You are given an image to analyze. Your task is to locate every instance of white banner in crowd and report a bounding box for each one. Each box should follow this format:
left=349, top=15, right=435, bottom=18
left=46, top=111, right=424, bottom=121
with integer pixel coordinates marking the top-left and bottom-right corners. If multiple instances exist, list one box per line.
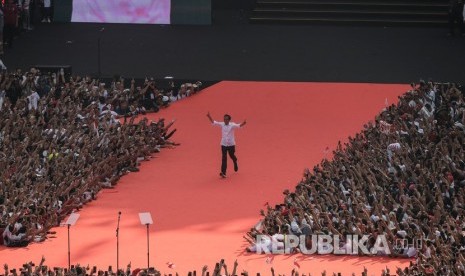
left=71, top=0, right=171, bottom=24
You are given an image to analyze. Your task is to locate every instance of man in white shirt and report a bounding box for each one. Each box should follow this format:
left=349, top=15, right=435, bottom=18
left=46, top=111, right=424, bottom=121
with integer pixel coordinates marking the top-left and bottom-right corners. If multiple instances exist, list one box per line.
left=207, top=112, right=246, bottom=178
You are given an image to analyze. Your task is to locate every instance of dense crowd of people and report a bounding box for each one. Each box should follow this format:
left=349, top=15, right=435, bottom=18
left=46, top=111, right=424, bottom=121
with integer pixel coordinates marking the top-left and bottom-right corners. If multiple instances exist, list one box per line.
left=1, top=257, right=397, bottom=276
left=0, top=67, right=208, bottom=247
left=246, top=80, right=465, bottom=275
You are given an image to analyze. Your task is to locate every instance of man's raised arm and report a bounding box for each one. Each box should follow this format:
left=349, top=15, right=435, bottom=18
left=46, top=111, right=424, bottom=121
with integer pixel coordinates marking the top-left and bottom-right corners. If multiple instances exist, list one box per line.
left=240, top=119, right=247, bottom=127
left=207, top=112, right=214, bottom=124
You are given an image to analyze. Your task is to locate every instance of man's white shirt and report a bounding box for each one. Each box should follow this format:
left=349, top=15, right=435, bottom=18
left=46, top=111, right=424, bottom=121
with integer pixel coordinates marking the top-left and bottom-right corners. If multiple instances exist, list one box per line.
left=213, top=121, right=240, bottom=146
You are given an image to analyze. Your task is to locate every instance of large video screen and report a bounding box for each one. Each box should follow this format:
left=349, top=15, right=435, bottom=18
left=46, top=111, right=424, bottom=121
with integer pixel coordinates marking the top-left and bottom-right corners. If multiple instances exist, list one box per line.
left=71, top=0, right=171, bottom=24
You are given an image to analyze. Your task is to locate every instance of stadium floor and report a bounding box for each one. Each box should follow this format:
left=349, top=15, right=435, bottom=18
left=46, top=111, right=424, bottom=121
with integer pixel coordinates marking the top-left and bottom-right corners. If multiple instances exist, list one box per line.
left=0, top=81, right=411, bottom=275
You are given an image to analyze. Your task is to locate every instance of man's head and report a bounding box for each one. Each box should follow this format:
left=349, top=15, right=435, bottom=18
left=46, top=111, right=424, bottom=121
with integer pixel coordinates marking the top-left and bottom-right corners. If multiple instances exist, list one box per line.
left=224, top=114, right=231, bottom=125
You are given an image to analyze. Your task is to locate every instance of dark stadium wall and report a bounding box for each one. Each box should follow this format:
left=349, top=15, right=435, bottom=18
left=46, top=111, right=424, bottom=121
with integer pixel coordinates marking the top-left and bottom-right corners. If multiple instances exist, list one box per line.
left=211, top=0, right=255, bottom=10
left=54, top=0, right=73, bottom=22
left=170, top=0, right=211, bottom=25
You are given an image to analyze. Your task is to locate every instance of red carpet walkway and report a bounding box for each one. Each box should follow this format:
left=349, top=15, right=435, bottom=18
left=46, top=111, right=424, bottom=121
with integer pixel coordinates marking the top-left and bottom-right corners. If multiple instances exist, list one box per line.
left=0, top=81, right=411, bottom=275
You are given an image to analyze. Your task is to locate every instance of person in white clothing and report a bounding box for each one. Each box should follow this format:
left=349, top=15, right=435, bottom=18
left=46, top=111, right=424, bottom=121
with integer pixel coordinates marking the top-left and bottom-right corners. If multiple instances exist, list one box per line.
left=387, top=142, right=401, bottom=163
left=27, top=90, right=40, bottom=110
left=0, top=89, right=5, bottom=111
left=207, top=112, right=246, bottom=178
left=42, top=0, right=52, bottom=23
left=22, top=0, right=32, bottom=30
left=2, top=224, right=28, bottom=247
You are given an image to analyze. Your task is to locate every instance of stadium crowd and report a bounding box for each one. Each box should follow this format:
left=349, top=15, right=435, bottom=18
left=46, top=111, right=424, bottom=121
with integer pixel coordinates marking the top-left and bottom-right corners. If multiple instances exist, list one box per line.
left=1, top=257, right=399, bottom=276
left=0, top=67, right=207, bottom=247
left=246, top=81, right=465, bottom=275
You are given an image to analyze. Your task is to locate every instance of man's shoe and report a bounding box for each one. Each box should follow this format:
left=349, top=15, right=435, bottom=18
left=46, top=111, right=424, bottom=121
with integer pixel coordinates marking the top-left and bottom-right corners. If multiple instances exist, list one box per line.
left=219, top=172, right=226, bottom=178
left=234, top=161, right=238, bottom=172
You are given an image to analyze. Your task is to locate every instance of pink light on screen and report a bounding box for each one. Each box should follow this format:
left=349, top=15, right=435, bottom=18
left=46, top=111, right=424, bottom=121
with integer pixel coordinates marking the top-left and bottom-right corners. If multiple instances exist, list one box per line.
left=71, top=0, right=171, bottom=24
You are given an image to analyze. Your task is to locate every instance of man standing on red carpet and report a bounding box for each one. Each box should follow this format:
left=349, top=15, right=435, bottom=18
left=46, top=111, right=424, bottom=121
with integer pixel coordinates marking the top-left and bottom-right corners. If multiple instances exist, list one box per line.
left=207, top=112, right=246, bottom=178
